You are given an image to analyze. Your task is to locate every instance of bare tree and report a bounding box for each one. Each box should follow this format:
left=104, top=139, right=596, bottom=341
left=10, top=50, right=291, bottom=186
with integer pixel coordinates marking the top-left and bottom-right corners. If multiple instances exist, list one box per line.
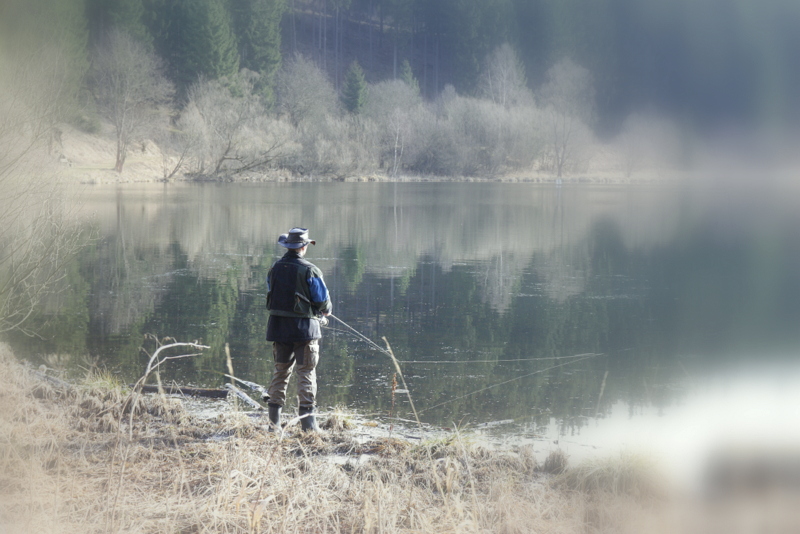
left=180, top=70, right=288, bottom=177
left=364, top=79, right=423, bottom=177
left=284, top=113, right=377, bottom=177
left=153, top=125, right=198, bottom=181
left=417, top=90, right=542, bottom=177
left=479, top=43, right=533, bottom=109
left=539, top=58, right=595, bottom=177
left=277, top=54, right=339, bottom=127
left=91, top=29, right=173, bottom=173
left=0, top=42, right=87, bottom=334
left=275, top=54, right=381, bottom=177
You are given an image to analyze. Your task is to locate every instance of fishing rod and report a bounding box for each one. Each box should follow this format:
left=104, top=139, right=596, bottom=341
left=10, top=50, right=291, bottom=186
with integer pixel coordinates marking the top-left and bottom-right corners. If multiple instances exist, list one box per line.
left=327, top=313, right=394, bottom=358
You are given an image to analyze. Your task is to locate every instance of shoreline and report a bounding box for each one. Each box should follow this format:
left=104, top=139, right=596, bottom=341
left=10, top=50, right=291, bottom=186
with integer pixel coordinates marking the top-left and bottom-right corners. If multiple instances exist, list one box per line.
left=61, top=170, right=687, bottom=186
left=0, top=344, right=673, bottom=533
left=52, top=121, right=687, bottom=186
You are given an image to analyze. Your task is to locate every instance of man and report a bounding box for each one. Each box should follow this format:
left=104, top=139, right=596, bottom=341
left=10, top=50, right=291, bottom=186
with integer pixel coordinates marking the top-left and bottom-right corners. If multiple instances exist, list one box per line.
left=265, top=227, right=332, bottom=432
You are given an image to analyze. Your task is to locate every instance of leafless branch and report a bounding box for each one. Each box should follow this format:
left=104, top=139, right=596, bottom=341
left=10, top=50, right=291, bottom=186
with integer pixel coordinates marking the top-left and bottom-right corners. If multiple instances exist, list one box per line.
left=124, top=335, right=210, bottom=439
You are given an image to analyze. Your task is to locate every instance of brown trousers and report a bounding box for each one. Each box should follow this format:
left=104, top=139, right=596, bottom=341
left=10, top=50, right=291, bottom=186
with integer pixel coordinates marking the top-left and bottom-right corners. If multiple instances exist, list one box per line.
left=267, top=340, right=319, bottom=408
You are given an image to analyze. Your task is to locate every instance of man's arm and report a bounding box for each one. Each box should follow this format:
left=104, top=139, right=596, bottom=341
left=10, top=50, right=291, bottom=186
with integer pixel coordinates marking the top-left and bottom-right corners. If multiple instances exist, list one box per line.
left=307, top=272, right=332, bottom=315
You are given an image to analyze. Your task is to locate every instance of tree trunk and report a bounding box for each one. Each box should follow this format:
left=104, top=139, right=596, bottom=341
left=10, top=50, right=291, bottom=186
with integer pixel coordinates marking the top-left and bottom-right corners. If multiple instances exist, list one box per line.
left=379, top=1, right=383, bottom=48
left=323, top=0, right=327, bottom=71
left=368, top=1, right=373, bottom=71
left=292, top=0, right=297, bottom=52
left=115, top=135, right=126, bottom=173
left=318, top=1, right=323, bottom=62
left=393, top=17, right=398, bottom=79
left=423, top=30, right=427, bottom=98
left=335, top=8, right=340, bottom=89
left=435, top=38, right=439, bottom=94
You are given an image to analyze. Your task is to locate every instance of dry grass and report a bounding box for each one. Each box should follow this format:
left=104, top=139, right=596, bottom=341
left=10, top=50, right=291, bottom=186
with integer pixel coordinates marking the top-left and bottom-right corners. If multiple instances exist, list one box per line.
left=556, top=452, right=668, bottom=499
left=0, top=345, right=674, bottom=533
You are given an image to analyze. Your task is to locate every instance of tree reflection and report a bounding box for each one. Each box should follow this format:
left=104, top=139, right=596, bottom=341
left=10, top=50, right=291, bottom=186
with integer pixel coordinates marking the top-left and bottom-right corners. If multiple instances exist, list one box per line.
left=9, top=184, right=800, bottom=433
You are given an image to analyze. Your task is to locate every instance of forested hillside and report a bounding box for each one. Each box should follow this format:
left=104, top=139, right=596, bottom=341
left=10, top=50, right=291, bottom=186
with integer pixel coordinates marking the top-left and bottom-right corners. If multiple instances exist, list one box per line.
left=2, top=0, right=799, bottom=181
left=286, top=0, right=800, bottom=133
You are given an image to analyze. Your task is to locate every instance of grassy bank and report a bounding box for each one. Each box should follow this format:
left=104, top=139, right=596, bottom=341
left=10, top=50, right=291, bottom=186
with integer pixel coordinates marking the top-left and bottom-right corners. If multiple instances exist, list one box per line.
left=0, top=344, right=672, bottom=533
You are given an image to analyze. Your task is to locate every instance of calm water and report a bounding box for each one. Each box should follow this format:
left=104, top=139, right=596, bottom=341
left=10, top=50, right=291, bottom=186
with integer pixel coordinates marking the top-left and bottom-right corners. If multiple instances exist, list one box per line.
left=12, top=181, right=800, bottom=481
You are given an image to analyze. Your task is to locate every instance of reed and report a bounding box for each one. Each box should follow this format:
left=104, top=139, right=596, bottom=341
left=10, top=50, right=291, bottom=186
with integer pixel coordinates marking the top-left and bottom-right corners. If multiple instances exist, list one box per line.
left=0, top=344, right=673, bottom=533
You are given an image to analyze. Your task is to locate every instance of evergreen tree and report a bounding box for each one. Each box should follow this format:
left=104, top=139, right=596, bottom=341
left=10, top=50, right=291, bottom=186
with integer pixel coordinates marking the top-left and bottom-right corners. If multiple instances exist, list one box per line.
left=170, top=0, right=240, bottom=92
left=142, top=0, right=184, bottom=77
left=455, top=0, right=513, bottom=93
left=412, top=0, right=512, bottom=95
left=400, top=59, right=419, bottom=95
left=88, top=0, right=152, bottom=48
left=385, top=0, right=412, bottom=79
left=230, top=0, right=286, bottom=104
left=342, top=61, right=367, bottom=114
left=330, top=0, right=352, bottom=88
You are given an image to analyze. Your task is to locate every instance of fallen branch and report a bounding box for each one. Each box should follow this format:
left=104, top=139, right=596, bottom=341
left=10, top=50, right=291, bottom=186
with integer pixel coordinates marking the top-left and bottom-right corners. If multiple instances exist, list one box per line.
left=124, top=336, right=210, bottom=439
left=224, top=383, right=264, bottom=411
left=32, top=369, right=73, bottom=390
left=224, top=373, right=268, bottom=398
left=135, top=384, right=228, bottom=398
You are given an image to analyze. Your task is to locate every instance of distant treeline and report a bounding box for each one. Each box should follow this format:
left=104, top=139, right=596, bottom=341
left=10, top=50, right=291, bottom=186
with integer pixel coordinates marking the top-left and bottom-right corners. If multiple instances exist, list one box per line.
left=1, top=0, right=798, bottom=179
left=8, top=0, right=798, bottom=129
left=283, top=0, right=800, bottom=133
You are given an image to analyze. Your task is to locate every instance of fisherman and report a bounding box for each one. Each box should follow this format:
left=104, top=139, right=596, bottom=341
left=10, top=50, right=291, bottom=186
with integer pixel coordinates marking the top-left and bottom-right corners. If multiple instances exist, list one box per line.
left=265, top=227, right=332, bottom=432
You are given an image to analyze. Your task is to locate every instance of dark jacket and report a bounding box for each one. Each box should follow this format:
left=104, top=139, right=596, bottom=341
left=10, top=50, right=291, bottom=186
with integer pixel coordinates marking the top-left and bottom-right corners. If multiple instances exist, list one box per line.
left=266, top=250, right=331, bottom=342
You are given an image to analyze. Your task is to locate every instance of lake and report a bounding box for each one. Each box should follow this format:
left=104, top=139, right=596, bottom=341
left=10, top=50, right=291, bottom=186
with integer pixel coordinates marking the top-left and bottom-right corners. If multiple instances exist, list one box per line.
left=12, top=180, right=800, bottom=488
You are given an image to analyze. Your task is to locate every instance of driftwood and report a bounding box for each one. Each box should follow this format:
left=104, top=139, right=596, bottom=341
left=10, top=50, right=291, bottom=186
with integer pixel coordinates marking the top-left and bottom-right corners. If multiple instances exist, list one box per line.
left=224, top=373, right=268, bottom=398
left=224, top=383, right=264, bottom=411
left=135, top=384, right=229, bottom=398
left=134, top=383, right=265, bottom=411
left=32, top=370, right=73, bottom=390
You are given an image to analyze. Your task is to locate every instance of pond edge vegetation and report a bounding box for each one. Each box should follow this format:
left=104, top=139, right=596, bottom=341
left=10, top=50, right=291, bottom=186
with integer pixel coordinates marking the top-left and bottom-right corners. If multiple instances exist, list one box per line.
left=0, top=342, right=673, bottom=533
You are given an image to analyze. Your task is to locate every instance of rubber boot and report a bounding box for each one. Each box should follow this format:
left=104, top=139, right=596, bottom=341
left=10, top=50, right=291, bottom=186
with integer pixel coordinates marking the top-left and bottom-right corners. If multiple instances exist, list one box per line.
left=268, top=403, right=282, bottom=432
left=298, top=406, right=319, bottom=432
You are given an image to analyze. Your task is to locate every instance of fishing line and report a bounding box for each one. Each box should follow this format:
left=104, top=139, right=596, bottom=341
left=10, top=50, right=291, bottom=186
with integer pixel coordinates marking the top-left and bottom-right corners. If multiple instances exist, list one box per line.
left=396, top=354, right=597, bottom=364
left=327, top=314, right=603, bottom=412
left=417, top=353, right=602, bottom=414
left=327, top=315, right=595, bottom=365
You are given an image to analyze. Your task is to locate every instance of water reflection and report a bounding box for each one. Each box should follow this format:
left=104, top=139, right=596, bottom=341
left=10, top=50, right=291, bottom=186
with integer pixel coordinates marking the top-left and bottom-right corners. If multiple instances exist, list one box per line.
left=9, top=183, right=800, bottom=448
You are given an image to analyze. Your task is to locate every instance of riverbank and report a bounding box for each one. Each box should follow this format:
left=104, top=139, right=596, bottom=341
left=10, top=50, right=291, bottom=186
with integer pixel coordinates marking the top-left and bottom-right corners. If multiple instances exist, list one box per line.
left=51, top=122, right=678, bottom=186
left=0, top=344, right=674, bottom=533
